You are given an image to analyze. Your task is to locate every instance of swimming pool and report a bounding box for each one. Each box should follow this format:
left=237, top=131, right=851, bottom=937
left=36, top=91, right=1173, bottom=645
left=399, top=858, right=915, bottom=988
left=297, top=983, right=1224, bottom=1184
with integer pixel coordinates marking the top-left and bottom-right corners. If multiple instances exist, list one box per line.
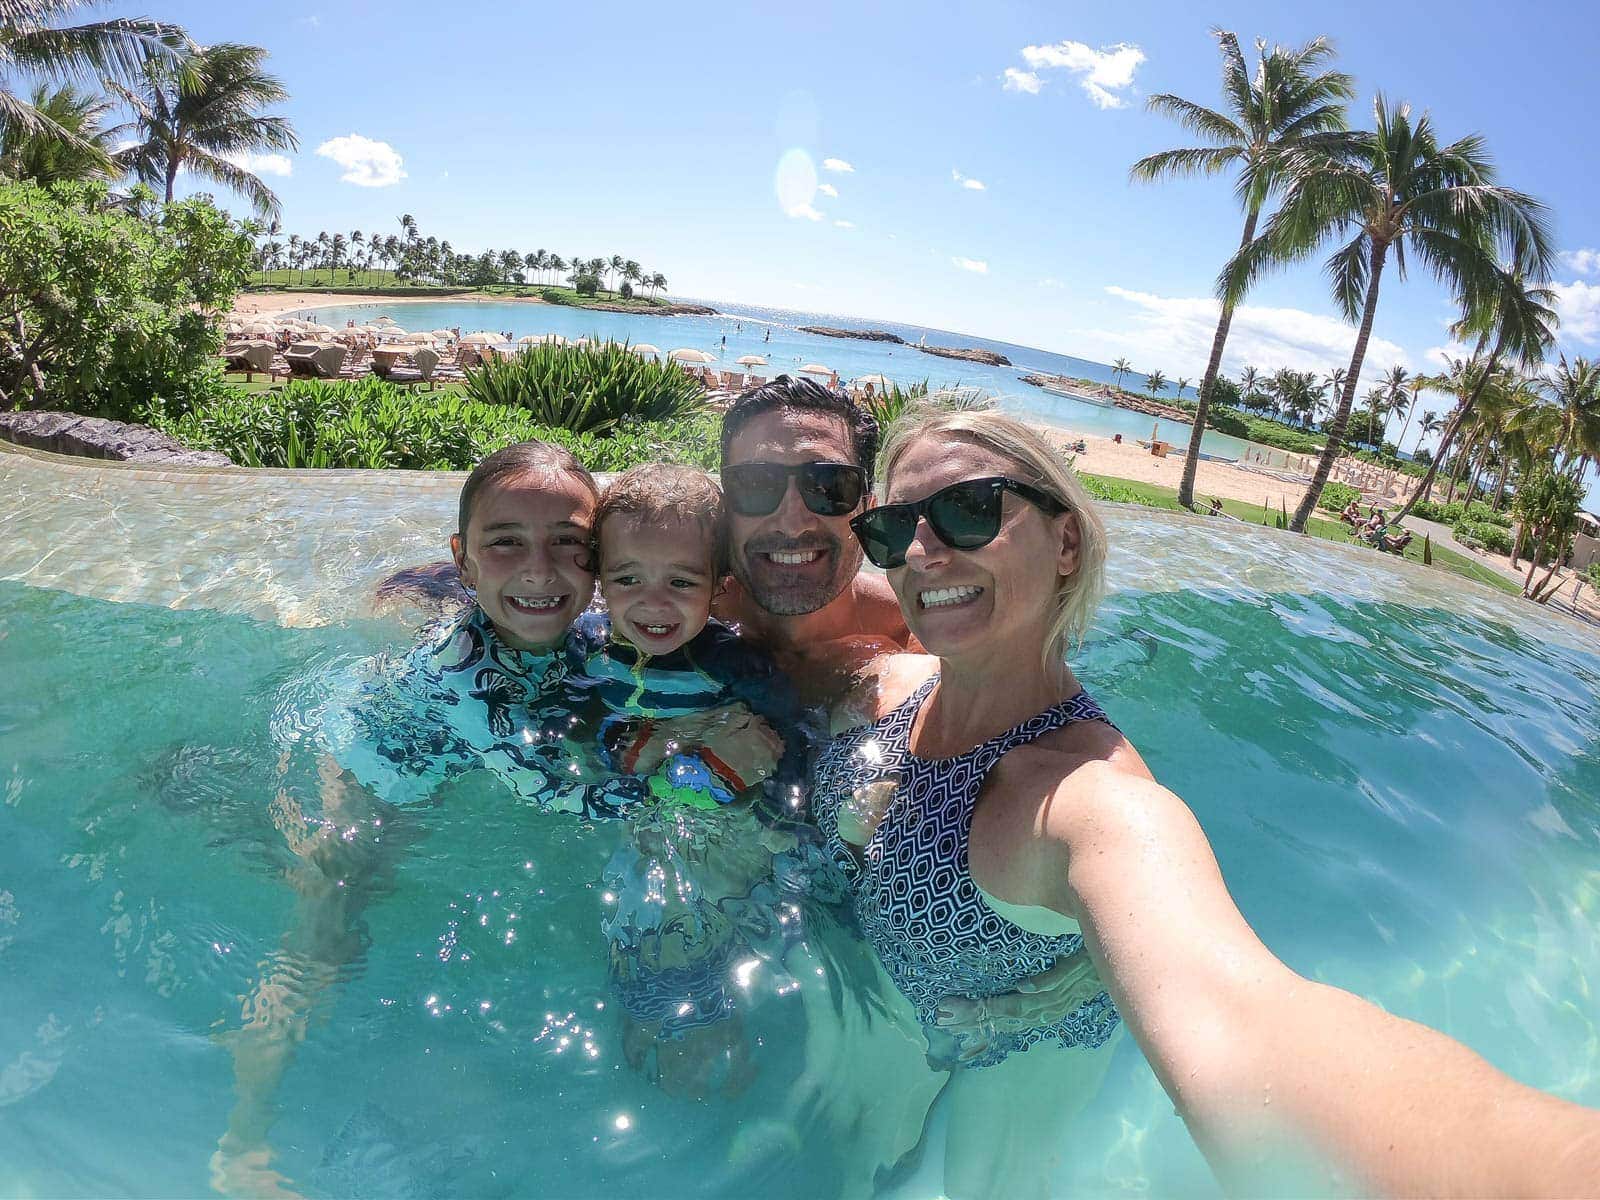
left=3, top=441, right=1597, bottom=1196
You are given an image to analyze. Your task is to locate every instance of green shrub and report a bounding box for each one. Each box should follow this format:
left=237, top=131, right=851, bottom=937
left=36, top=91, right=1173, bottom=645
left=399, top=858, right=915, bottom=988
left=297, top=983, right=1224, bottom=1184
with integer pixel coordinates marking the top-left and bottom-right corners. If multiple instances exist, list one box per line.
left=573, top=273, right=600, bottom=296
left=1079, top=476, right=1159, bottom=505
left=148, top=377, right=723, bottom=472
left=461, top=341, right=705, bottom=435
left=1452, top=519, right=1514, bottom=556
left=1409, top=498, right=1512, bottom=528
left=1317, top=481, right=1361, bottom=513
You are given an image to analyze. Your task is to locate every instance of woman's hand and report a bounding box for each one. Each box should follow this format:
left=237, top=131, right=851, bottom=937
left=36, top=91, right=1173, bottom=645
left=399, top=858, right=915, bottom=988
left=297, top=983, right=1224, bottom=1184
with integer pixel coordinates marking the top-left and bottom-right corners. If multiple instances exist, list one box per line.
left=628, top=704, right=783, bottom=791
left=933, top=945, right=1105, bottom=1061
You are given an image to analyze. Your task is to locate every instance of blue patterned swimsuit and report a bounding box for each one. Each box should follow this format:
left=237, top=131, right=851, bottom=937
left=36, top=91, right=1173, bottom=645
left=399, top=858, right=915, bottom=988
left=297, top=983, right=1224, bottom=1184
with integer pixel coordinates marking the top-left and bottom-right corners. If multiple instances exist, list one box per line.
left=812, top=675, right=1122, bottom=1069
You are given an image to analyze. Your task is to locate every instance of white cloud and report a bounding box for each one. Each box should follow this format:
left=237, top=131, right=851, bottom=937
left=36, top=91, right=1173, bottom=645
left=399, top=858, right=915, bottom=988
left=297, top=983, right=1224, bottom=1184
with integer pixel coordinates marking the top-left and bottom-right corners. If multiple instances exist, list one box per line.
left=294, top=14, right=320, bottom=27
left=1038, top=277, right=1063, bottom=288
left=834, top=219, right=856, bottom=229
left=787, top=202, right=824, bottom=221
left=1002, top=67, right=1042, bottom=94
left=1423, top=342, right=1476, bottom=370
left=1015, top=40, right=1145, bottom=109
left=817, top=182, right=838, bottom=197
left=952, top=256, right=989, bottom=274
left=1559, top=248, right=1600, bottom=276
left=1070, top=286, right=1411, bottom=380
left=952, top=169, right=986, bottom=191
left=223, top=150, right=292, bottom=177
left=1553, top=279, right=1600, bottom=344
left=822, top=157, right=854, bottom=173
left=315, top=133, right=406, bottom=187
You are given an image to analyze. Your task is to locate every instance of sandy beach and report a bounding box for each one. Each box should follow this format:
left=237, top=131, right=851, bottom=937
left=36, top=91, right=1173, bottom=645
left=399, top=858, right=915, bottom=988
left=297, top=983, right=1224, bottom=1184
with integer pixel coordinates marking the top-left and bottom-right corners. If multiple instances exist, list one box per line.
left=229, top=290, right=554, bottom=318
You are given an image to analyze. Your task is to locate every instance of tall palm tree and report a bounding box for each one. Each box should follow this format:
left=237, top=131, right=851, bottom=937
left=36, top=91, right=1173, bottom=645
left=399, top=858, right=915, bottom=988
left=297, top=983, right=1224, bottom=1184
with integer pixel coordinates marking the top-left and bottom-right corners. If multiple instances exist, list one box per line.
left=1375, top=364, right=1410, bottom=449
left=1145, top=368, right=1168, bottom=397
left=1394, top=270, right=1558, bottom=520
left=0, top=0, right=187, bottom=158
left=1414, top=409, right=1444, bottom=458
left=1225, top=95, right=1555, bottom=532
left=1132, top=30, right=1354, bottom=509
left=1238, top=365, right=1260, bottom=407
left=1392, top=375, right=1426, bottom=459
left=650, top=270, right=667, bottom=298
left=1110, top=357, right=1132, bottom=391
left=0, top=81, right=118, bottom=183
left=1540, top=356, right=1600, bottom=476
left=109, top=41, right=296, bottom=216
left=1359, top=384, right=1388, bottom=449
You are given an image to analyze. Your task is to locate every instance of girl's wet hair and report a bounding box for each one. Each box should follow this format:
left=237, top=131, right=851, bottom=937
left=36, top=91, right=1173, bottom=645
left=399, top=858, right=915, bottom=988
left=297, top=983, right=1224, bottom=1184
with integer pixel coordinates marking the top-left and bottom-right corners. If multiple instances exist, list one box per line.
left=594, top=464, right=728, bottom=576
left=457, top=440, right=597, bottom=535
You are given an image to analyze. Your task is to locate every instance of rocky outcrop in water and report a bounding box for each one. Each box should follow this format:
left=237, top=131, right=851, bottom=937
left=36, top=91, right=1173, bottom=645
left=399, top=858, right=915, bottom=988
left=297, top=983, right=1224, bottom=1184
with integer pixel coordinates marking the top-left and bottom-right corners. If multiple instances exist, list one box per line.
left=916, top=344, right=1010, bottom=367
left=0, top=410, right=233, bottom=466
left=797, top=326, right=906, bottom=343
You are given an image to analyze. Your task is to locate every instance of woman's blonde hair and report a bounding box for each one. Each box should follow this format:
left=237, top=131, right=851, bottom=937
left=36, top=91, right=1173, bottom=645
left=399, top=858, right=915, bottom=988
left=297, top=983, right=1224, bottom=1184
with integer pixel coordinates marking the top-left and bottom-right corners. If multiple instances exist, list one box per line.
left=878, top=407, right=1107, bottom=662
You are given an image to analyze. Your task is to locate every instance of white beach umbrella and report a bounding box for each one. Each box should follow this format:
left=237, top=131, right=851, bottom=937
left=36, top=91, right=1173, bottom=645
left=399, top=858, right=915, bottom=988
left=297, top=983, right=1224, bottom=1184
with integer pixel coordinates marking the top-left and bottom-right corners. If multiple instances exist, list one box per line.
left=855, top=373, right=892, bottom=391
left=521, top=333, right=567, bottom=346
left=736, top=354, right=768, bottom=367
left=669, top=348, right=716, bottom=364
left=629, top=343, right=661, bottom=356
left=799, top=363, right=834, bottom=376
left=402, top=331, right=435, bottom=343
left=373, top=316, right=398, bottom=326
left=243, top=322, right=275, bottom=336
left=460, top=331, right=501, bottom=344
left=431, top=329, right=456, bottom=340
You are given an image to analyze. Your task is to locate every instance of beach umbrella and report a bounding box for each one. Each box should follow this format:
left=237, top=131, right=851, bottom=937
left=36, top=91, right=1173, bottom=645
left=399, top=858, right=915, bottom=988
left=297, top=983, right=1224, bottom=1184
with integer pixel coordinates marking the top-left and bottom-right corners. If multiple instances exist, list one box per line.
left=431, top=329, right=456, bottom=340
left=373, top=316, right=398, bottom=326
left=303, top=323, right=337, bottom=334
left=669, top=348, right=716, bottom=364
left=521, top=333, right=567, bottom=346
left=402, top=331, right=434, bottom=343
left=799, top=363, right=834, bottom=376
left=461, top=331, right=501, bottom=344
left=243, top=322, right=275, bottom=336
left=736, top=354, right=768, bottom=367
left=630, top=343, right=661, bottom=356
left=855, top=373, right=892, bottom=391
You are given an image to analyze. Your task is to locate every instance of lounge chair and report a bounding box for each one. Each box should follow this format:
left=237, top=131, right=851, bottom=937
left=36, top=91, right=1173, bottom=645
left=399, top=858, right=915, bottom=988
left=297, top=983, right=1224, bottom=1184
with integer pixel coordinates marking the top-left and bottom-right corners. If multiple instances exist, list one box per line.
left=746, top=375, right=767, bottom=388
left=222, top=340, right=275, bottom=379
left=721, top=370, right=743, bottom=390
left=455, top=344, right=482, bottom=370
left=285, top=341, right=348, bottom=379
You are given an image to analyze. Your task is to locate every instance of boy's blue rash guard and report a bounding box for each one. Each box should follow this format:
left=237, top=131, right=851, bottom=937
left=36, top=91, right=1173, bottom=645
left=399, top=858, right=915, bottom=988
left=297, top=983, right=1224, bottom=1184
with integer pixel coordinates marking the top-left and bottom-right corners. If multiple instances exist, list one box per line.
left=320, top=606, right=646, bottom=817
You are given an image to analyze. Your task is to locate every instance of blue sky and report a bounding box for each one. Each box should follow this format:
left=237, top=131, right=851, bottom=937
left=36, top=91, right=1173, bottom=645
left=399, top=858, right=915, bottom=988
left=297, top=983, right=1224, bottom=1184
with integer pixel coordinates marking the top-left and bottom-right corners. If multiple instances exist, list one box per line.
left=121, top=0, right=1600, bottom=497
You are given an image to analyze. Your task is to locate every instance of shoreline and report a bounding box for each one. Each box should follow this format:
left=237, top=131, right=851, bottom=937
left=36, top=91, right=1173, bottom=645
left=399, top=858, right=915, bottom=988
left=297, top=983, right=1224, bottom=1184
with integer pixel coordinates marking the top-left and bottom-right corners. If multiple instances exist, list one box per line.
left=230, top=290, right=714, bottom=319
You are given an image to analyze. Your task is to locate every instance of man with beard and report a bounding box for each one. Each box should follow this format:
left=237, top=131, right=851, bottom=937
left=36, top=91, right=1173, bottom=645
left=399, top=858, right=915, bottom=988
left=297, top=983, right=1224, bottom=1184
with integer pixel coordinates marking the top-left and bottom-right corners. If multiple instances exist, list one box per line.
left=713, top=374, right=914, bottom=704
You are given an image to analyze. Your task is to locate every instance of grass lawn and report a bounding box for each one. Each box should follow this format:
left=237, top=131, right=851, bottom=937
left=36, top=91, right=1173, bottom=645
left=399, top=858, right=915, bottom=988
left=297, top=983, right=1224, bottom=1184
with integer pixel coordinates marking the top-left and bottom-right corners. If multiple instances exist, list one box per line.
left=1078, top=471, right=1521, bottom=596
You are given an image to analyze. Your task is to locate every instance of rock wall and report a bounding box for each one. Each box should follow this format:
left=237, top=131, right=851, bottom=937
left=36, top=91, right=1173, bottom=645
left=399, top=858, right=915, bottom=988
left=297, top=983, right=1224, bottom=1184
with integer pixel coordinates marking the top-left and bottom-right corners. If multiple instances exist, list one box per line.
left=914, top=344, right=1011, bottom=367
left=797, top=326, right=906, bottom=343
left=0, top=410, right=233, bottom=467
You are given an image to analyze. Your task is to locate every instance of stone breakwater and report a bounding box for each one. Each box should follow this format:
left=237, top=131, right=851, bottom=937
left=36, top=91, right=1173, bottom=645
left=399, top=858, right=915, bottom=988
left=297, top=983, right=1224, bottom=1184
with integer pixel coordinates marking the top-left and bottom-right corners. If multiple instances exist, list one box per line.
left=916, top=344, right=1010, bottom=367
left=1019, top=373, right=1191, bottom=421
left=797, top=326, right=906, bottom=343
left=0, top=411, right=232, bottom=467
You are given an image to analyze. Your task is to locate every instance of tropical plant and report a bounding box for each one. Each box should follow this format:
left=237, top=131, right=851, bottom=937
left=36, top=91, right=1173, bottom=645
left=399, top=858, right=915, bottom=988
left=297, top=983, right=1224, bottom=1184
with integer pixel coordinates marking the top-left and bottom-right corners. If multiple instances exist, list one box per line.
left=0, top=81, right=117, bottom=183
left=1395, top=271, right=1558, bottom=520
left=1225, top=95, right=1556, bottom=532
left=150, top=376, right=724, bottom=472
left=0, top=178, right=251, bottom=415
left=1132, top=29, right=1354, bottom=509
left=1110, top=357, right=1132, bottom=390
left=1514, top=465, right=1584, bottom=601
left=1145, top=369, right=1168, bottom=397
left=460, top=340, right=707, bottom=434
left=109, top=41, right=297, bottom=216
left=1316, top=481, right=1361, bottom=512
left=0, top=0, right=186, bottom=158
left=1374, top=364, right=1409, bottom=447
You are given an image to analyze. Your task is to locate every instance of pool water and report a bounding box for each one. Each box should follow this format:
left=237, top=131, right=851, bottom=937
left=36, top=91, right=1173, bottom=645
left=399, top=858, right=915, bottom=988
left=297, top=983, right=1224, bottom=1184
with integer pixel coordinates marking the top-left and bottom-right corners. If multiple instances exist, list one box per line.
left=3, top=445, right=1598, bottom=1197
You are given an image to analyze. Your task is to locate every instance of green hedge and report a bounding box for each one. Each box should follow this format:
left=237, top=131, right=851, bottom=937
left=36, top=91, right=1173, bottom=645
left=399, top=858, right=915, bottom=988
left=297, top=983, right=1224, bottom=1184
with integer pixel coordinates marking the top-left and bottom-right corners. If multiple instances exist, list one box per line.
left=1316, top=481, right=1362, bottom=513
left=148, top=377, right=722, bottom=471
left=461, top=341, right=705, bottom=434
left=1409, top=498, right=1512, bottom=528
left=1452, top=518, right=1513, bottom=556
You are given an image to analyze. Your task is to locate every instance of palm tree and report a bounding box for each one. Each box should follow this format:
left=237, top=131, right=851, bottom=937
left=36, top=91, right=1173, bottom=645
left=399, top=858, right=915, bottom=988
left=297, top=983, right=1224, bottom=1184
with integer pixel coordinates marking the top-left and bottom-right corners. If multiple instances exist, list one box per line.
left=608, top=253, right=625, bottom=293
left=650, top=270, right=667, bottom=299
left=0, top=1, right=187, bottom=160
left=1375, top=364, right=1410, bottom=449
left=1176, top=376, right=1191, bottom=397
left=1132, top=30, right=1354, bottom=509
left=1394, top=270, right=1558, bottom=520
left=0, top=82, right=118, bottom=183
left=1145, top=369, right=1168, bottom=397
left=623, top=259, right=642, bottom=295
left=1225, top=95, right=1555, bottom=532
left=1392, top=375, right=1426, bottom=459
left=1110, top=357, right=1132, bottom=391
left=1540, top=356, right=1600, bottom=477
left=1238, top=365, right=1260, bottom=407
left=1414, top=409, right=1445, bottom=458
left=109, top=42, right=296, bottom=216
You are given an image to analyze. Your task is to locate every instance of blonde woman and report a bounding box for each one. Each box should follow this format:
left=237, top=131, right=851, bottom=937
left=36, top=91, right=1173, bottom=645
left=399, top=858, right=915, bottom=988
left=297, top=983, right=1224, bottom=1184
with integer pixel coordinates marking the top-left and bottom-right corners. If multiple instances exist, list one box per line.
left=812, top=408, right=1599, bottom=1197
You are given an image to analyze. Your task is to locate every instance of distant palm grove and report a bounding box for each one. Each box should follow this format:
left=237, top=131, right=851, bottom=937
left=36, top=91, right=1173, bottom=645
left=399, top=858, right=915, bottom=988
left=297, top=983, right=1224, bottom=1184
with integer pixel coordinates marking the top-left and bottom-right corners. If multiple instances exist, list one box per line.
left=251, top=214, right=670, bottom=300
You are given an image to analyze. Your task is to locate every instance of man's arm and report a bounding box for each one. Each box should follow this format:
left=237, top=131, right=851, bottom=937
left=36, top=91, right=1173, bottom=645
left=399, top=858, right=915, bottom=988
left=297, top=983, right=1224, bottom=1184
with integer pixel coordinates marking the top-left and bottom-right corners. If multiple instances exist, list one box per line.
left=1049, top=765, right=1600, bottom=1197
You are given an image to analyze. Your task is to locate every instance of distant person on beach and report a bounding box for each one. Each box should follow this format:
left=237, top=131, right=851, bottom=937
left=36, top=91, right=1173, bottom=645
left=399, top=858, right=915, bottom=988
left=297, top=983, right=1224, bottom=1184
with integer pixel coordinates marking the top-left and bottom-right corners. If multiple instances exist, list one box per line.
left=764, top=329, right=770, bottom=342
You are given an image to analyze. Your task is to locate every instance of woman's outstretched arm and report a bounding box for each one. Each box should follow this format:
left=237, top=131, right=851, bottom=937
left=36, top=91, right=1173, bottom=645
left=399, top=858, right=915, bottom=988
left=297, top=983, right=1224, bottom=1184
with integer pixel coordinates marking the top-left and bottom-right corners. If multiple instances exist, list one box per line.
left=1047, top=762, right=1600, bottom=1197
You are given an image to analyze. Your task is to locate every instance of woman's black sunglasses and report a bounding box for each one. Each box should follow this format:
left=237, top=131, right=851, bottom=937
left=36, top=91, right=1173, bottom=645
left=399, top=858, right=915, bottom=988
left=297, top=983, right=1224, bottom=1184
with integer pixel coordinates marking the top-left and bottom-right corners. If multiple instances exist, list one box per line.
left=720, top=461, right=867, bottom=518
left=849, top=476, right=1068, bottom=569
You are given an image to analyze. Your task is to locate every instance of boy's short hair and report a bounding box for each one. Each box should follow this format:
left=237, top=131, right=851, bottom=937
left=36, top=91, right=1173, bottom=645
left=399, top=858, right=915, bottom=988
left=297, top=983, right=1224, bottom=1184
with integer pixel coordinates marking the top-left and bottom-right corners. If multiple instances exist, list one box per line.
left=457, top=440, right=596, bottom=535
left=719, top=374, right=880, bottom=483
left=594, top=464, right=727, bottom=576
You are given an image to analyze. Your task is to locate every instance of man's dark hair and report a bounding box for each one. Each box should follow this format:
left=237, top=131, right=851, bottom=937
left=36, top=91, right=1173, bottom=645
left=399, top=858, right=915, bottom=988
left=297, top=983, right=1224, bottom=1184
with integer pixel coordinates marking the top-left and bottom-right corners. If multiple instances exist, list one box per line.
left=719, top=374, right=880, bottom=482
left=457, top=439, right=597, bottom=535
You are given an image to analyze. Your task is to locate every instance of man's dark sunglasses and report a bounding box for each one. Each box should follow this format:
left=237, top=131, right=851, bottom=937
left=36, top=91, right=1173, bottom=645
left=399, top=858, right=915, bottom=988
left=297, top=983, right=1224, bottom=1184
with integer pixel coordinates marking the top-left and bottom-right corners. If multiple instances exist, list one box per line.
left=721, top=462, right=867, bottom=518
left=849, top=476, right=1068, bottom=569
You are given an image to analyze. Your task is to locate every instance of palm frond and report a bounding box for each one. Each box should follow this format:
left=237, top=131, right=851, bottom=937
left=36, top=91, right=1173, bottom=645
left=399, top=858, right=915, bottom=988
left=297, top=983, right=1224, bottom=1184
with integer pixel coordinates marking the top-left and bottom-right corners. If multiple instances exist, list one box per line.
left=1129, top=144, right=1241, bottom=182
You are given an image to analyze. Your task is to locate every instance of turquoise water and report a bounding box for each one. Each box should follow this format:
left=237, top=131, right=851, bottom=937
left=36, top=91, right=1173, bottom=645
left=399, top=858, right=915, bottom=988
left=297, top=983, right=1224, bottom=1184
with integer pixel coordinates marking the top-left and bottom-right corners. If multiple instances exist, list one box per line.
left=303, top=298, right=1251, bottom=459
left=3, top=448, right=1599, bottom=1196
